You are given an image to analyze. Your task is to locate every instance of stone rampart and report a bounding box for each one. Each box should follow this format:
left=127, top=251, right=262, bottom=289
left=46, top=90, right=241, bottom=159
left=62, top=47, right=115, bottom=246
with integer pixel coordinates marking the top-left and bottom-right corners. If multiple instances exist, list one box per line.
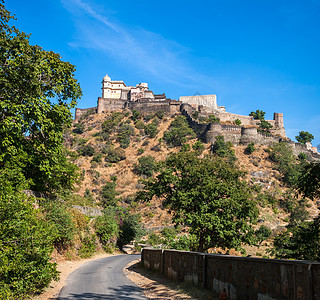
left=288, top=141, right=320, bottom=161
left=75, top=107, right=97, bottom=121
left=142, top=248, right=320, bottom=300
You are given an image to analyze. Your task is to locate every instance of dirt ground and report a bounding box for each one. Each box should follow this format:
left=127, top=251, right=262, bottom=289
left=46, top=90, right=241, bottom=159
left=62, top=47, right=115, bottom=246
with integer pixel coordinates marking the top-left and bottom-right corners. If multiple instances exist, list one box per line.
left=125, top=260, right=214, bottom=300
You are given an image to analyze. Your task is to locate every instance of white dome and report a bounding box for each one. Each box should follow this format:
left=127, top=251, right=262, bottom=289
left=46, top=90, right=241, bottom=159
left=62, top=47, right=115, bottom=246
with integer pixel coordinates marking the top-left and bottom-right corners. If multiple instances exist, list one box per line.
left=103, top=74, right=111, bottom=81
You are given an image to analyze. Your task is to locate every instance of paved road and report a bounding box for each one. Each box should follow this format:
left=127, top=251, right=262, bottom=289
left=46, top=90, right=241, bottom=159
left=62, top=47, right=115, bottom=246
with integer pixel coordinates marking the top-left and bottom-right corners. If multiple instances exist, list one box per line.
left=58, top=254, right=147, bottom=299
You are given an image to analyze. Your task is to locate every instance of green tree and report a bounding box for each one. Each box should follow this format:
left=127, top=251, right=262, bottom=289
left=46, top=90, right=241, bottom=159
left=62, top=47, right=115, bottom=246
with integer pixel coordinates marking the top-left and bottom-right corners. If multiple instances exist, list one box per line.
left=134, top=155, right=157, bottom=177
left=249, top=110, right=265, bottom=120
left=101, top=181, right=117, bottom=207
left=137, top=152, right=258, bottom=252
left=297, top=162, right=320, bottom=200
left=0, top=188, right=59, bottom=298
left=258, top=120, right=273, bottom=133
left=211, top=136, right=236, bottom=162
left=295, top=131, right=314, bottom=144
left=0, top=2, right=81, bottom=194
left=163, top=115, right=196, bottom=147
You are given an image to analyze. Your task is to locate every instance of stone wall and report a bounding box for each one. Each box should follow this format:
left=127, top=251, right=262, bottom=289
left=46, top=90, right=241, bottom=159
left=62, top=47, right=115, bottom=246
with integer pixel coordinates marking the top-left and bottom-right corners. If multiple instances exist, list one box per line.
left=75, top=107, right=97, bottom=121
left=142, top=248, right=320, bottom=300
left=181, top=103, right=282, bottom=146
left=179, top=95, right=219, bottom=110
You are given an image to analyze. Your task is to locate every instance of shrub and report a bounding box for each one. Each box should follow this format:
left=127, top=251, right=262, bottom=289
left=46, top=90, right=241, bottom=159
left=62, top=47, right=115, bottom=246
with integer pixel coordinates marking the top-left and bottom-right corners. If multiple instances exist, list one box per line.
left=117, top=213, right=145, bottom=249
left=145, top=119, right=159, bottom=138
left=255, top=225, right=272, bottom=245
left=298, top=152, right=307, bottom=160
left=234, top=119, right=242, bottom=126
left=78, top=235, right=96, bottom=258
left=105, top=147, right=126, bottom=163
left=91, top=153, right=103, bottom=164
left=78, top=144, right=95, bottom=156
left=134, top=155, right=157, bottom=177
left=73, top=123, right=85, bottom=134
left=211, top=136, right=236, bottom=162
left=100, top=181, right=117, bottom=207
left=137, top=148, right=145, bottom=155
left=0, top=190, right=58, bottom=298
left=144, top=114, right=154, bottom=122
left=94, top=211, right=119, bottom=252
left=131, top=110, right=141, bottom=121
left=116, top=124, right=134, bottom=148
left=41, top=201, right=75, bottom=252
left=207, top=114, right=220, bottom=123
left=181, top=143, right=191, bottom=152
left=155, top=110, right=165, bottom=119
left=192, top=140, right=204, bottom=154
left=245, top=142, right=256, bottom=154
left=192, top=111, right=199, bottom=119
left=163, top=115, right=196, bottom=147
left=135, top=120, right=145, bottom=130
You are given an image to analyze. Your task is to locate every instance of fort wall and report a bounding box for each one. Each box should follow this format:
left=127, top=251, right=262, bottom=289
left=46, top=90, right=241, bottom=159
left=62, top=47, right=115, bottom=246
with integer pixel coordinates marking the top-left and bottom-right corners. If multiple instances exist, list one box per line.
left=75, top=107, right=97, bottom=121
left=142, top=248, right=320, bottom=300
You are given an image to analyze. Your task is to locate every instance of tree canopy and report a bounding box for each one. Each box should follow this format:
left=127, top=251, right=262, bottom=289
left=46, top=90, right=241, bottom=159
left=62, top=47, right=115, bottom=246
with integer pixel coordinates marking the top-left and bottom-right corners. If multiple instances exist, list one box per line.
left=249, top=109, right=265, bottom=120
left=137, top=152, right=258, bottom=252
left=0, top=1, right=81, bottom=193
left=295, top=131, right=314, bottom=145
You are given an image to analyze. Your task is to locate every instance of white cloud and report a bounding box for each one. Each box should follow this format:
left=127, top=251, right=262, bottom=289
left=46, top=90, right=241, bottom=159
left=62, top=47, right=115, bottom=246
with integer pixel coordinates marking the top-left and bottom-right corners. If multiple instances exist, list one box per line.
left=60, top=0, right=210, bottom=87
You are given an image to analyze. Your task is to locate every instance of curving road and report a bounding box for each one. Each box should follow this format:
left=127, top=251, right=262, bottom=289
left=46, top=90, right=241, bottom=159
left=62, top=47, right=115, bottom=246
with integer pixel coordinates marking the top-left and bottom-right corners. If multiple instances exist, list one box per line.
left=58, top=254, right=147, bottom=299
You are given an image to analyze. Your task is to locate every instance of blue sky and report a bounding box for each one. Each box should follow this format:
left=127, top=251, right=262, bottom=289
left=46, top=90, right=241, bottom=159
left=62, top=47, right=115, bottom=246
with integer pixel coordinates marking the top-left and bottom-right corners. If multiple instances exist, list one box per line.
left=7, top=0, right=320, bottom=146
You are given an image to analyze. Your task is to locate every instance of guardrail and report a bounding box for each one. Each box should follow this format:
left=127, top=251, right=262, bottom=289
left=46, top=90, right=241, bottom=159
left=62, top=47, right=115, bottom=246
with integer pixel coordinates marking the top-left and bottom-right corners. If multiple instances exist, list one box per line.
left=142, top=248, right=320, bottom=300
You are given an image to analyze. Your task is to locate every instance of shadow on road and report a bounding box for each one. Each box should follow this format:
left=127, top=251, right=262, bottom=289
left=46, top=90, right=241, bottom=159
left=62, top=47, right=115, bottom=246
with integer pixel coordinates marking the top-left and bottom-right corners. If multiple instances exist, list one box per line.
left=57, top=284, right=144, bottom=299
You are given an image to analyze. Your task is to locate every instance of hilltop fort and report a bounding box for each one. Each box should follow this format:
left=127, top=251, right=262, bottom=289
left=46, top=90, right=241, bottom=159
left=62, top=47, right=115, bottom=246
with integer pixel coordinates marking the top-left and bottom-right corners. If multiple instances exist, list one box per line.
left=75, top=75, right=319, bottom=159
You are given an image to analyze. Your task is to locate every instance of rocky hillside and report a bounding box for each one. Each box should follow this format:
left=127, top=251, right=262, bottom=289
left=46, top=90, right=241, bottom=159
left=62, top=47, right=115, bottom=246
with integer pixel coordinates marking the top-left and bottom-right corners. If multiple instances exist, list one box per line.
left=65, top=109, right=319, bottom=238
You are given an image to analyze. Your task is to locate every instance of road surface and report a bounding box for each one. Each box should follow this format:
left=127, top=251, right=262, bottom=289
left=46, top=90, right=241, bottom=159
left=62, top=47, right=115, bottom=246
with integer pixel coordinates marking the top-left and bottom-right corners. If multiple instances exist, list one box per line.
left=58, top=254, right=147, bottom=299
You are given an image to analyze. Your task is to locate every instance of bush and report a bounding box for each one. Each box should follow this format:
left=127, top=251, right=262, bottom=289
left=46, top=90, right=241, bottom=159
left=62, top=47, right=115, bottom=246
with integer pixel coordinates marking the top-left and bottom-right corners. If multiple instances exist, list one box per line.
left=234, top=119, right=242, bottom=126
left=255, top=225, right=272, bottom=245
left=78, top=144, right=95, bottom=156
left=134, top=155, right=157, bottom=177
left=94, top=211, right=119, bottom=252
left=131, top=110, right=141, bottom=121
left=105, top=147, right=126, bottom=163
left=78, top=235, right=96, bottom=258
left=245, top=142, right=256, bottom=154
left=73, top=123, right=85, bottom=134
left=163, top=115, right=196, bottom=147
left=192, top=140, right=204, bottom=154
left=41, top=201, right=75, bottom=252
left=181, top=143, right=191, bottom=152
left=135, top=120, right=145, bottom=130
left=298, top=152, right=307, bottom=160
left=211, top=136, right=236, bottom=162
left=207, top=114, right=220, bottom=123
left=0, top=190, right=59, bottom=298
left=145, top=119, right=159, bottom=138
left=117, top=213, right=145, bottom=249
left=100, top=181, right=117, bottom=207
left=91, top=153, right=103, bottom=164
left=116, top=124, right=134, bottom=148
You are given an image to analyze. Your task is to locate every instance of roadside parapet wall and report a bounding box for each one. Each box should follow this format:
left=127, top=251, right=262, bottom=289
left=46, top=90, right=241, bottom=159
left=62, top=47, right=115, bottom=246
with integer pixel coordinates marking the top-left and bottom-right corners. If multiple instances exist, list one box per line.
left=142, top=248, right=320, bottom=300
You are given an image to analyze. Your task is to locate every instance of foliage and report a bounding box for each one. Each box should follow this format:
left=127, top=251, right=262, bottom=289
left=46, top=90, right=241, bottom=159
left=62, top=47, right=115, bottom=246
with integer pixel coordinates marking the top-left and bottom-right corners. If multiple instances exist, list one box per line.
left=73, top=123, right=85, bottom=134
left=116, top=124, right=134, bottom=148
left=131, top=109, right=141, bottom=121
left=207, top=114, right=220, bottom=123
left=181, top=143, right=191, bottom=152
left=298, top=152, right=307, bottom=160
left=101, top=112, right=124, bottom=134
left=245, top=142, right=256, bottom=154
left=0, top=189, right=59, bottom=298
left=249, top=110, right=265, bottom=120
left=192, top=140, right=204, bottom=154
left=94, top=210, right=119, bottom=252
left=41, top=200, right=75, bottom=252
left=211, top=136, right=236, bottom=162
left=78, top=144, right=95, bottom=157
left=255, top=225, right=271, bottom=245
left=234, top=118, right=242, bottom=126
left=135, top=120, right=145, bottom=130
left=104, top=146, right=126, bottom=163
left=192, top=111, right=199, bottom=119
left=0, top=3, right=81, bottom=194
left=137, top=148, right=145, bottom=155
left=100, top=181, right=117, bottom=207
left=137, top=152, right=258, bottom=252
left=297, top=162, right=320, bottom=200
left=269, top=142, right=308, bottom=186
left=271, top=215, right=320, bottom=261
left=134, top=155, right=157, bottom=177
left=296, top=131, right=314, bottom=144
left=163, top=115, right=196, bottom=147
left=117, top=213, right=145, bottom=249
left=78, top=235, right=96, bottom=258
left=145, top=119, right=159, bottom=138
left=258, top=120, right=273, bottom=133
